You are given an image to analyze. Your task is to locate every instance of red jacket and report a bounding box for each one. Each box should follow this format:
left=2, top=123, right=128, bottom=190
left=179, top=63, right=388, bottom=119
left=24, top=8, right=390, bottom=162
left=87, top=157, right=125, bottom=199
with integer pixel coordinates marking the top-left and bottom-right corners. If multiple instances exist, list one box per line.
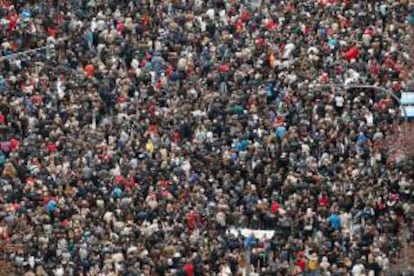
left=183, top=263, right=194, bottom=276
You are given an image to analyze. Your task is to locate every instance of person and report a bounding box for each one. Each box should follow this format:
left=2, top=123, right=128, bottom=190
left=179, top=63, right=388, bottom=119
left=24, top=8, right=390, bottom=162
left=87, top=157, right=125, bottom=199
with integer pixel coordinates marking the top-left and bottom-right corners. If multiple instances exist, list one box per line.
left=0, top=0, right=412, bottom=275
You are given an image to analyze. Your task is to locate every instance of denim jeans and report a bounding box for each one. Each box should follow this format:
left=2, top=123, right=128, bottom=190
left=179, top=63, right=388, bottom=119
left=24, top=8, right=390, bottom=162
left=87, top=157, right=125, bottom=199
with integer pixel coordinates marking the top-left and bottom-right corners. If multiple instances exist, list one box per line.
left=307, top=270, right=321, bottom=276
left=219, top=81, right=228, bottom=95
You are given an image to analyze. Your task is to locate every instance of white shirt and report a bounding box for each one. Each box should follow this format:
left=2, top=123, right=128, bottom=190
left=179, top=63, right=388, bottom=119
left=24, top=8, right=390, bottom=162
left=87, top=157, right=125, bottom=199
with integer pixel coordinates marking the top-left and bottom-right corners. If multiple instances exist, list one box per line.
left=283, top=43, right=296, bottom=59
left=219, top=265, right=232, bottom=276
left=365, top=113, right=374, bottom=126
left=56, top=79, right=65, bottom=100
left=352, top=263, right=365, bottom=276
left=55, top=266, right=65, bottom=276
left=206, top=8, right=215, bottom=20
left=91, top=19, right=97, bottom=32
left=335, top=96, right=344, bottom=107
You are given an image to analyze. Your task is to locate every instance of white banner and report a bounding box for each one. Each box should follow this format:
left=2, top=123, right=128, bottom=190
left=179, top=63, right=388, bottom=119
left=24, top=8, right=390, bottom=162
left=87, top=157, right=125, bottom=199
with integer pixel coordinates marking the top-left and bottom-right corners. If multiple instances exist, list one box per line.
left=402, top=105, right=414, bottom=118
left=227, top=228, right=275, bottom=240
left=401, top=92, right=414, bottom=105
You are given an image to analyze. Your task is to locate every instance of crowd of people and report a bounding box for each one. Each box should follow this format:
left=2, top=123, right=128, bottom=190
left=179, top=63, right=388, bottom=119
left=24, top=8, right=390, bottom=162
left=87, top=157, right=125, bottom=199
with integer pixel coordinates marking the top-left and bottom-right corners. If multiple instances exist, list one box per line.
left=0, top=0, right=413, bottom=275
